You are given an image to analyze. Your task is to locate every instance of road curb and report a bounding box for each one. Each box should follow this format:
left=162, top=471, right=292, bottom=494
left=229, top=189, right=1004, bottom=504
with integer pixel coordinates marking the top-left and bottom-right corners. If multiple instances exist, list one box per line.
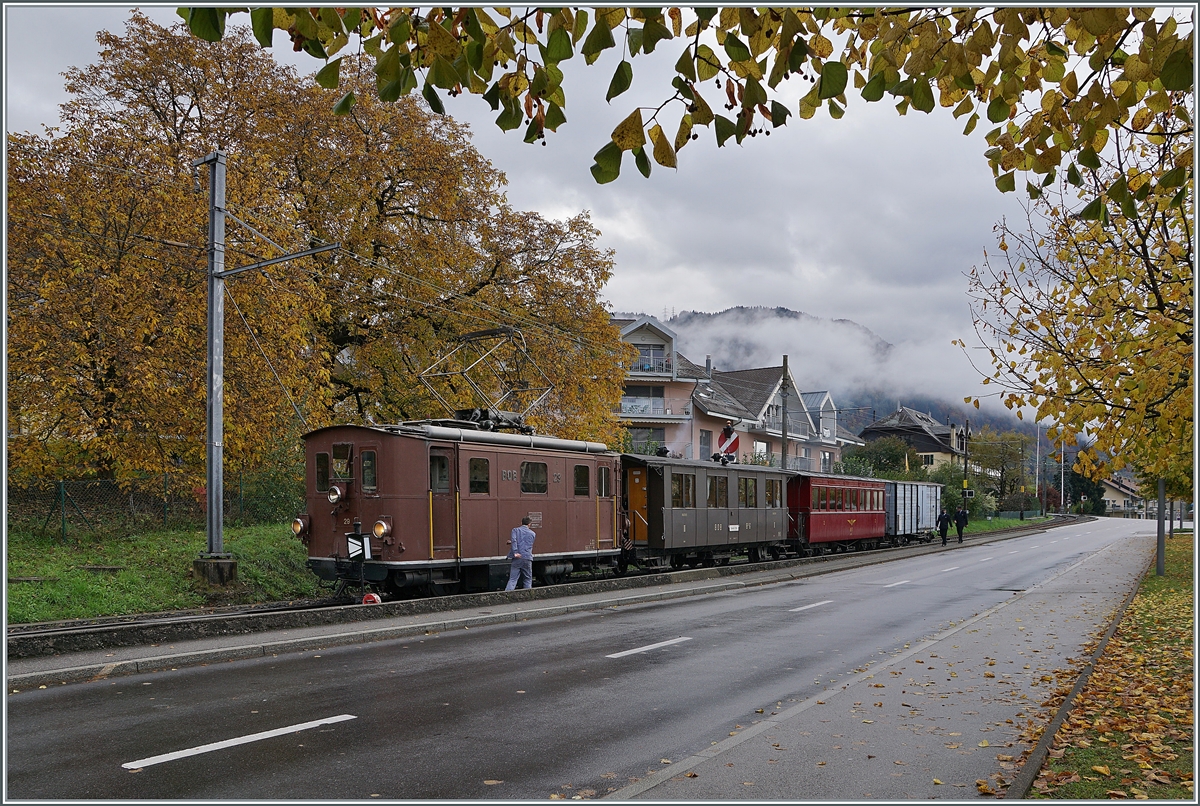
left=6, top=521, right=1081, bottom=690
left=1002, top=554, right=1147, bottom=799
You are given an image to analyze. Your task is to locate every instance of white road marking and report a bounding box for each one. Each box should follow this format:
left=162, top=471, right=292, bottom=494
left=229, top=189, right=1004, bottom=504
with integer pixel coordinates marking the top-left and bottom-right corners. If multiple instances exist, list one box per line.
left=979, top=557, right=994, bottom=562
left=1008, top=551, right=1019, bottom=554
left=883, top=580, right=910, bottom=588
left=789, top=599, right=834, bottom=612
left=939, top=567, right=959, bottom=573
left=606, top=637, right=693, bottom=658
left=1050, top=540, right=1057, bottom=544
left=122, top=714, right=356, bottom=769
left=1032, top=545, right=1040, bottom=548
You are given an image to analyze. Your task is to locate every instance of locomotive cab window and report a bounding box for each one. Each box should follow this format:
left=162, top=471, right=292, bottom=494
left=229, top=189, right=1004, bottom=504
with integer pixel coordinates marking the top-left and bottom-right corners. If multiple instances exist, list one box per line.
left=521, top=462, right=548, bottom=494
left=430, top=455, right=450, bottom=493
left=708, top=475, right=728, bottom=508
left=315, top=453, right=330, bottom=492
left=738, top=477, right=757, bottom=508
left=574, top=465, right=590, bottom=497
left=361, top=450, right=377, bottom=493
left=671, top=473, right=696, bottom=508
left=332, top=443, right=352, bottom=479
left=597, top=466, right=612, bottom=497
left=469, top=458, right=490, bottom=494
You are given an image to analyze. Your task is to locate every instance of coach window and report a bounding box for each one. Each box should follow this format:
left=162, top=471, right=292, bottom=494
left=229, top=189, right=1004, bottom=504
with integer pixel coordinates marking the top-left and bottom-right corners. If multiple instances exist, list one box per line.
left=738, top=477, right=757, bottom=508
left=708, top=475, right=728, bottom=508
left=315, top=453, right=330, bottom=492
left=469, top=458, right=490, bottom=494
left=574, top=465, right=590, bottom=497
left=765, top=478, right=781, bottom=508
left=597, top=466, right=612, bottom=497
left=361, top=450, right=378, bottom=494
left=671, top=473, right=696, bottom=508
left=430, top=455, right=450, bottom=493
left=837, top=489, right=845, bottom=510
left=820, top=487, right=829, bottom=510
left=520, top=461, right=548, bottom=494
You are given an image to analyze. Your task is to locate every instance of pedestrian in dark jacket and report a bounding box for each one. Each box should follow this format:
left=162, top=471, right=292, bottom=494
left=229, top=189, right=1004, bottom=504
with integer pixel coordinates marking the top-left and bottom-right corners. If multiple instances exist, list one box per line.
left=937, top=509, right=951, bottom=546
left=505, top=517, right=537, bottom=591
left=954, top=506, right=969, bottom=543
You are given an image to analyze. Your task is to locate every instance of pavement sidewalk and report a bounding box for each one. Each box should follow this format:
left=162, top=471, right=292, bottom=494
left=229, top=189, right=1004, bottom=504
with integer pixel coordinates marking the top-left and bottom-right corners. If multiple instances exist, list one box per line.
left=606, top=529, right=1157, bottom=800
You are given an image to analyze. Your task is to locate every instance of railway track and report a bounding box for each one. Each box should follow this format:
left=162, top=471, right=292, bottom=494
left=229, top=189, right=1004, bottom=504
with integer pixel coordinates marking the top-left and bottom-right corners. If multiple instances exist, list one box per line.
left=7, top=517, right=1083, bottom=658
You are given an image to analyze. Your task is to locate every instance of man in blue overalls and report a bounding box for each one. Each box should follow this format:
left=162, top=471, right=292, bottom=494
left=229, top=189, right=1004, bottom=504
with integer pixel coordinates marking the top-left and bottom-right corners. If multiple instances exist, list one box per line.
left=505, top=517, right=537, bottom=591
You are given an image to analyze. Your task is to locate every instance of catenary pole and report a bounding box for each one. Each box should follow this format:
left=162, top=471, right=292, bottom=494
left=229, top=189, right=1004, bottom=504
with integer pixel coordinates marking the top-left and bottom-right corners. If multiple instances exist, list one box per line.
left=196, top=150, right=229, bottom=560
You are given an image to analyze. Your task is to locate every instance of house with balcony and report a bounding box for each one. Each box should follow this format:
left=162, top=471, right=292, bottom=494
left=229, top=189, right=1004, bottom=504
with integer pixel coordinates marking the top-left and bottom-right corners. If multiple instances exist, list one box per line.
left=611, top=315, right=852, bottom=468
left=1100, top=475, right=1143, bottom=516
left=857, top=406, right=967, bottom=470
left=611, top=315, right=698, bottom=455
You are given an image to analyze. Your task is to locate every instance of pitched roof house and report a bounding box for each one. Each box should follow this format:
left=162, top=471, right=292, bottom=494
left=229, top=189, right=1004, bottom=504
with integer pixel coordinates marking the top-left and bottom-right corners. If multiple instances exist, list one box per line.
left=858, top=406, right=968, bottom=470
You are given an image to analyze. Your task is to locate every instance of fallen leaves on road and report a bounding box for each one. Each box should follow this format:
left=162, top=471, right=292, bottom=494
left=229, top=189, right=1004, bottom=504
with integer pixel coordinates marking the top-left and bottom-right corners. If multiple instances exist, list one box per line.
left=483, top=780, right=503, bottom=785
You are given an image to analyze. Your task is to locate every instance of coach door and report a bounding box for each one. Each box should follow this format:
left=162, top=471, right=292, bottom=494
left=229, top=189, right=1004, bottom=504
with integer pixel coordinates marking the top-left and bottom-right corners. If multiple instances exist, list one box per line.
left=428, top=448, right=458, bottom=561
left=626, top=465, right=649, bottom=545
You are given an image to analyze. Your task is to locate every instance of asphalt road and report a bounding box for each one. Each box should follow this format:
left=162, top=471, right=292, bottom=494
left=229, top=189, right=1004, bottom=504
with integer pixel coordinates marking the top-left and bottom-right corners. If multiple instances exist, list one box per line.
left=6, top=518, right=1155, bottom=799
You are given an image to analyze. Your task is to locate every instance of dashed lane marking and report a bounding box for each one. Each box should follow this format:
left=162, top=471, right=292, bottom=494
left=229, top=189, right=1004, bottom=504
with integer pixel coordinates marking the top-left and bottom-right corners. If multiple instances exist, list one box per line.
left=939, top=567, right=960, bottom=572
left=606, top=637, right=692, bottom=658
left=1008, top=551, right=1019, bottom=554
left=789, top=600, right=834, bottom=612
left=122, top=714, right=356, bottom=769
left=979, top=557, right=994, bottom=562
left=883, top=580, right=910, bottom=588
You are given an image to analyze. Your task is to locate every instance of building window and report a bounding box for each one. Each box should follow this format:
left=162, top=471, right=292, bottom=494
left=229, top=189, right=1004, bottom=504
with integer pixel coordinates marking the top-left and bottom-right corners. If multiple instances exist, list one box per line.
left=628, top=427, right=665, bottom=454
left=361, top=450, right=377, bottom=493
left=753, top=440, right=769, bottom=456
left=520, top=461, right=548, bottom=494
left=708, top=475, right=728, bottom=508
left=821, top=451, right=833, bottom=473
left=699, top=429, right=712, bottom=458
left=671, top=473, right=696, bottom=508
left=920, top=454, right=935, bottom=466
left=633, top=344, right=669, bottom=373
left=574, top=464, right=590, bottom=496
left=738, top=477, right=757, bottom=508
left=469, top=457, right=489, bottom=494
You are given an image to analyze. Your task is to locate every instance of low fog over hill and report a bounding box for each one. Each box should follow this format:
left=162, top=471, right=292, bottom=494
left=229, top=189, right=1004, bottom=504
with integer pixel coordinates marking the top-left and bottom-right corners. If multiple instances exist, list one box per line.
left=620, top=306, right=1031, bottom=436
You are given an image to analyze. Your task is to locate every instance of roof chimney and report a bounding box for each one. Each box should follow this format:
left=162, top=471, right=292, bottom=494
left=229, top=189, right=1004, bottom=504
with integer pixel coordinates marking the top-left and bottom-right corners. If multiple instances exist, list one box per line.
left=705, top=355, right=712, bottom=377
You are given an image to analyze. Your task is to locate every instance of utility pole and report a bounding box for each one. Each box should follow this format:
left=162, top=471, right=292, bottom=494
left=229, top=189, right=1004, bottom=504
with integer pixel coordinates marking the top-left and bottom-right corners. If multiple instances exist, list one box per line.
left=780, top=355, right=788, bottom=471
left=192, top=150, right=338, bottom=585
left=1156, top=478, right=1166, bottom=575
left=1034, top=422, right=1040, bottom=516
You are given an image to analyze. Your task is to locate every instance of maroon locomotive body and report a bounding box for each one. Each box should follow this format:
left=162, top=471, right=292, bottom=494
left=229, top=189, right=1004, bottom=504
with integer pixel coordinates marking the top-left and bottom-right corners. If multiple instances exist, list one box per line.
left=294, top=423, right=621, bottom=594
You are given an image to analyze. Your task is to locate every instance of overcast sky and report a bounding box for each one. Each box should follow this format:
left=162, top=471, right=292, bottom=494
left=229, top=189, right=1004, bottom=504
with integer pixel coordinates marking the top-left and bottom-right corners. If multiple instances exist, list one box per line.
left=5, top=4, right=1034, bottom=414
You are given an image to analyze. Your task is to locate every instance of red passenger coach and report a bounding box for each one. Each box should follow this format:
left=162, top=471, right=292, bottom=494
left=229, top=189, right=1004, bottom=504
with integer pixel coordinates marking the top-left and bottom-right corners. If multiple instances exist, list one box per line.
left=788, top=474, right=888, bottom=555
left=295, top=423, right=621, bottom=595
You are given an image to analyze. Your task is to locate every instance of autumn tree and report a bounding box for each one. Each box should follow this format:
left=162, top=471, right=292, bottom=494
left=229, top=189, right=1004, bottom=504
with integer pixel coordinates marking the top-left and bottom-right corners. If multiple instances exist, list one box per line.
left=180, top=7, right=1194, bottom=485
left=840, top=435, right=923, bottom=480
left=7, top=13, right=630, bottom=482
left=963, top=112, right=1192, bottom=489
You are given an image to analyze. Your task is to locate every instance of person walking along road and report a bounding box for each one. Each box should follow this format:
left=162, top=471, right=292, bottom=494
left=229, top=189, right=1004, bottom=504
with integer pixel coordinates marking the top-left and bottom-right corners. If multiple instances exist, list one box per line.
left=506, top=517, right=537, bottom=591
left=954, top=506, right=969, bottom=543
left=937, top=508, right=951, bottom=547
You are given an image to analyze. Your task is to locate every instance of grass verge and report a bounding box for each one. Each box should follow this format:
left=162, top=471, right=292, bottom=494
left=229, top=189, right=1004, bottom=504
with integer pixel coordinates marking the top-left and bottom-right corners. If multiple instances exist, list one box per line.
left=964, top=515, right=1056, bottom=535
left=6, top=524, right=323, bottom=623
left=1025, top=531, right=1194, bottom=799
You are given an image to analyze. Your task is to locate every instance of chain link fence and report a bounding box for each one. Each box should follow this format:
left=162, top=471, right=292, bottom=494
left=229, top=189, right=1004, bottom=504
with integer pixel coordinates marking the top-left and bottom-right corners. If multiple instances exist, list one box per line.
left=8, top=470, right=305, bottom=539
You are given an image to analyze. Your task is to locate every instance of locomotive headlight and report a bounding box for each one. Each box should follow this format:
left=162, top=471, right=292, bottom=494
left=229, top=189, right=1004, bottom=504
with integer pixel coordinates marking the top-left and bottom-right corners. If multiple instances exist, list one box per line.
left=372, top=520, right=391, bottom=539
left=326, top=485, right=343, bottom=504
left=291, top=516, right=308, bottom=536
